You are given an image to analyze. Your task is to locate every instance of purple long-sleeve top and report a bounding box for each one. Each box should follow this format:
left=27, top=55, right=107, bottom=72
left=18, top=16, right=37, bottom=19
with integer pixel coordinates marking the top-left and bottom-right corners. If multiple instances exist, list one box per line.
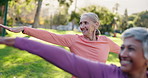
left=14, top=37, right=128, bottom=78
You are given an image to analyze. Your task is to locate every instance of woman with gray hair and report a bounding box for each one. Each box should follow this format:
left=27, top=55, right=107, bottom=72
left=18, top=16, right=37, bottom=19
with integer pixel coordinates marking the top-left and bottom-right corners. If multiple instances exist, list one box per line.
left=121, top=27, right=148, bottom=59
left=0, top=27, right=148, bottom=78
left=0, top=12, right=120, bottom=78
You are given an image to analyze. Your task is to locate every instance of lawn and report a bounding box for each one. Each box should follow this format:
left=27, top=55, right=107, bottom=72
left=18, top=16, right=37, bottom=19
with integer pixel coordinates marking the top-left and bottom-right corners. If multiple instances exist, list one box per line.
left=0, top=29, right=122, bottom=78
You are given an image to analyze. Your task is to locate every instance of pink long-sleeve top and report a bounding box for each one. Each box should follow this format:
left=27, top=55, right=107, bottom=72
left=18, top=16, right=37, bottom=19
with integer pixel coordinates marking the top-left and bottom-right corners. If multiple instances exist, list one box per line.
left=23, top=27, right=120, bottom=62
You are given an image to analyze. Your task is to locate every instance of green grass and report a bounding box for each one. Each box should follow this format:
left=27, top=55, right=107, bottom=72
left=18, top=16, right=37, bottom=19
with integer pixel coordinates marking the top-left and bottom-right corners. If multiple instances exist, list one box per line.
left=0, top=29, right=122, bottom=78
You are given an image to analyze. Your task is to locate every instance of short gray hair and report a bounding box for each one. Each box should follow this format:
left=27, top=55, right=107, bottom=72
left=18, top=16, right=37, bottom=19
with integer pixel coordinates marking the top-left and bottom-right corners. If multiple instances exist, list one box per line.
left=81, top=12, right=99, bottom=23
left=122, top=27, right=148, bottom=60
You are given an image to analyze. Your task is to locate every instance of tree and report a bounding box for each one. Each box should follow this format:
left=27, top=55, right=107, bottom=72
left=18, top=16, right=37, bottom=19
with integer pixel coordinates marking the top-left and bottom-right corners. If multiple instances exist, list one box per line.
left=69, top=11, right=80, bottom=30
left=6, top=0, right=36, bottom=26
left=32, top=0, right=43, bottom=28
left=112, top=3, right=119, bottom=14
left=54, top=0, right=73, bottom=25
left=0, top=0, right=10, bottom=36
left=134, top=11, right=148, bottom=27
left=120, top=9, right=128, bottom=31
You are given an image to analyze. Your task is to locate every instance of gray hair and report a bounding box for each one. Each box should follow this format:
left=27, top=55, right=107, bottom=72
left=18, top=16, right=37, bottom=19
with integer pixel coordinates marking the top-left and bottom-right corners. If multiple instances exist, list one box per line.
left=122, top=27, right=148, bottom=60
left=81, top=12, right=99, bottom=23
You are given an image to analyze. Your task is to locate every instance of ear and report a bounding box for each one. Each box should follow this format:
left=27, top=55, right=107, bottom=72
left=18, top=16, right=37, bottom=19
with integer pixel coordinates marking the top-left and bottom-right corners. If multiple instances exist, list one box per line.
left=95, top=22, right=100, bottom=29
left=145, top=60, right=148, bottom=67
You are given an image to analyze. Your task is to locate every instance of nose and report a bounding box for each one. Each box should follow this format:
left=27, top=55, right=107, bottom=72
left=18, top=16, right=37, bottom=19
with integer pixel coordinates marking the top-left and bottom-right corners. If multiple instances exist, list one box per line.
left=80, top=24, right=85, bottom=30
left=120, top=49, right=128, bottom=57
left=80, top=23, right=85, bottom=28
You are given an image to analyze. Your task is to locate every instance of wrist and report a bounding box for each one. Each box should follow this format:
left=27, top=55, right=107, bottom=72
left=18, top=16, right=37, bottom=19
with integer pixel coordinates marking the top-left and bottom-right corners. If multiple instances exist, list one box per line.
left=0, top=37, right=15, bottom=46
left=22, top=27, right=25, bottom=33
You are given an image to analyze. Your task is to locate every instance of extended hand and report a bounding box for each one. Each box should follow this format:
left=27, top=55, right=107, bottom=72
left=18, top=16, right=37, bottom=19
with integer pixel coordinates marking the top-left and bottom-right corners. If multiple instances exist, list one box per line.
left=0, top=37, right=15, bottom=46
left=0, top=24, right=24, bottom=33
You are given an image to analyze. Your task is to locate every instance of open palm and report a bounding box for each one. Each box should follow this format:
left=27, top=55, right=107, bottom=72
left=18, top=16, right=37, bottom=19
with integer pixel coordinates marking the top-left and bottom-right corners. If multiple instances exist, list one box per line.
left=0, top=24, right=24, bottom=33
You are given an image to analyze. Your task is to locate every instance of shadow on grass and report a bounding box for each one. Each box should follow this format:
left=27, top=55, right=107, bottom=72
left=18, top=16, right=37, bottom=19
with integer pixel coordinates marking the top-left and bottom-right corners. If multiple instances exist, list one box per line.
left=0, top=47, right=71, bottom=78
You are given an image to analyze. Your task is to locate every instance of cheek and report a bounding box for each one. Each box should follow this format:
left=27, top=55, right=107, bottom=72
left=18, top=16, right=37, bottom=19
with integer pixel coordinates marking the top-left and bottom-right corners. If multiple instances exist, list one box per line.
left=130, top=53, right=146, bottom=66
left=88, top=25, right=95, bottom=30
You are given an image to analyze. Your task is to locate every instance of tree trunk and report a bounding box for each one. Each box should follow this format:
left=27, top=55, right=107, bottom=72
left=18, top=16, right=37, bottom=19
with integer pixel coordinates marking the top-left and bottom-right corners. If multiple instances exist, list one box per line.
left=0, top=5, right=5, bottom=34
left=71, top=19, right=75, bottom=30
left=32, top=0, right=43, bottom=28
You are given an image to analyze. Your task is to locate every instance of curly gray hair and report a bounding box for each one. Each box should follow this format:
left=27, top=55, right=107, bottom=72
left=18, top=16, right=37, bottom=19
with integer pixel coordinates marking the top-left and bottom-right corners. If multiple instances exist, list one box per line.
left=122, top=27, right=148, bottom=60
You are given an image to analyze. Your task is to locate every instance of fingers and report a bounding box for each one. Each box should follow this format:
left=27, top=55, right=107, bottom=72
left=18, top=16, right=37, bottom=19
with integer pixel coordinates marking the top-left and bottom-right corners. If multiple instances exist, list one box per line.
left=0, top=37, right=15, bottom=46
left=0, top=37, right=5, bottom=44
left=0, top=24, right=11, bottom=30
left=0, top=24, right=24, bottom=33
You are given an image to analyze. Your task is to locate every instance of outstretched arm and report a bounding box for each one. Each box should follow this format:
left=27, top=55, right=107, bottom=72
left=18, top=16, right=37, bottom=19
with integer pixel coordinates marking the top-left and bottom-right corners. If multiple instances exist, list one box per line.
left=0, top=37, right=104, bottom=78
left=0, top=37, right=15, bottom=46
left=0, top=24, right=73, bottom=47
left=0, top=24, right=24, bottom=33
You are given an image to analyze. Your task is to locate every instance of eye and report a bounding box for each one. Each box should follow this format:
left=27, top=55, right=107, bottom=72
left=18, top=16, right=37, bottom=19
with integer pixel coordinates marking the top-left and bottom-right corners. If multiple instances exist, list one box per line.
left=84, top=21, right=88, bottom=25
left=128, top=47, right=135, bottom=51
left=120, top=46, right=124, bottom=51
left=79, top=22, right=82, bottom=25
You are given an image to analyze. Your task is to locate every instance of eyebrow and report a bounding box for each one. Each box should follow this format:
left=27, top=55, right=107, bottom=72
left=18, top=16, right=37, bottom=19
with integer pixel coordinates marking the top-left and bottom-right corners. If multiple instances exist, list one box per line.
left=122, top=44, right=137, bottom=48
left=79, top=21, right=88, bottom=23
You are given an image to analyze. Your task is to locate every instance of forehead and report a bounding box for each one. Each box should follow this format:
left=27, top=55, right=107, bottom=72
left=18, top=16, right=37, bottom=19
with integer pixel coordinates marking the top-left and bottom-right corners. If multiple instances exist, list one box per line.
left=80, top=15, right=91, bottom=22
left=123, top=37, right=142, bottom=47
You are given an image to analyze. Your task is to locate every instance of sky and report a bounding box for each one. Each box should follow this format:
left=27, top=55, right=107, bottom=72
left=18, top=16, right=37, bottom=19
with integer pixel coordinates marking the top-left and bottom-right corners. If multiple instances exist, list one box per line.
left=43, top=0, right=148, bottom=15
left=71, top=0, right=148, bottom=15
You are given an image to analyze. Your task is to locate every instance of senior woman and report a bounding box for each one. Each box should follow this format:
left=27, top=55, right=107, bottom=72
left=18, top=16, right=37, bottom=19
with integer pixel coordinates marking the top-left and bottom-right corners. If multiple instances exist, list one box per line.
left=0, top=27, right=148, bottom=78
left=0, top=12, right=120, bottom=63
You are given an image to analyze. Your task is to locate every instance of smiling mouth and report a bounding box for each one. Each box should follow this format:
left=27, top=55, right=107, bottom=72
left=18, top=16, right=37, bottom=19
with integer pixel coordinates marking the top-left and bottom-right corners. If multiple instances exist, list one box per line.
left=120, top=60, right=131, bottom=66
left=81, top=29, right=88, bottom=33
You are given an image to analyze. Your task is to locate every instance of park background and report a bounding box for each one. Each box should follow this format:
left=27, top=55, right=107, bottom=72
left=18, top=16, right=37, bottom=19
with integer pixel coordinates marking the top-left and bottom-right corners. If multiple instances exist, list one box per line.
left=0, top=0, right=148, bottom=78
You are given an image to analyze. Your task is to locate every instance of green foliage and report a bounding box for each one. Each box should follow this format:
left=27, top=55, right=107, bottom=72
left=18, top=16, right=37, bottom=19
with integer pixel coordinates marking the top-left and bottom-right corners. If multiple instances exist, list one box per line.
left=58, top=0, right=73, bottom=7
left=134, top=11, right=148, bottom=27
left=69, top=11, right=80, bottom=24
left=118, top=9, right=129, bottom=32
left=127, top=11, right=148, bottom=28
left=128, top=14, right=137, bottom=21
left=0, top=0, right=11, bottom=6
left=79, top=5, right=115, bottom=25
left=48, top=0, right=74, bottom=26
left=7, top=0, right=36, bottom=25
left=52, top=13, right=69, bottom=26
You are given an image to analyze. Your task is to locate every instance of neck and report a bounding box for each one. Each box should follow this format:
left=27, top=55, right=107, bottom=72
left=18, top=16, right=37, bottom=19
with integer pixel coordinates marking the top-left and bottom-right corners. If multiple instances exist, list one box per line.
left=84, top=30, right=98, bottom=41
left=84, top=35, right=97, bottom=41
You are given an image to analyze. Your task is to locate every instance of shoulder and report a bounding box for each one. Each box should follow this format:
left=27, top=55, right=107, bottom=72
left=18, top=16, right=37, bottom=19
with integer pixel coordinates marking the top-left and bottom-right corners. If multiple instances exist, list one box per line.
left=101, top=64, right=127, bottom=77
left=98, top=35, right=109, bottom=40
left=60, top=34, right=81, bottom=40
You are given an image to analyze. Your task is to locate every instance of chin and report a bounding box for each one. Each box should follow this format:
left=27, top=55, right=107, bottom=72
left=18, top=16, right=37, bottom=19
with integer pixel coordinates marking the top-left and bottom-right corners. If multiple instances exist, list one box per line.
left=120, top=66, right=131, bottom=73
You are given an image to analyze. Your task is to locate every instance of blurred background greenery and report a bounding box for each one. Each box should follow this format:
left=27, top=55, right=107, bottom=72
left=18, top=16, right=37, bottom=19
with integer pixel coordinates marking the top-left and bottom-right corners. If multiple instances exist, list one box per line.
left=0, top=0, right=148, bottom=35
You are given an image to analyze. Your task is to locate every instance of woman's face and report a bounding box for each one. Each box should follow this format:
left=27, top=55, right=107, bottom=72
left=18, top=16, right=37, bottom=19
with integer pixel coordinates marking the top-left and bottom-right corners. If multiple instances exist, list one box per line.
left=119, top=37, right=147, bottom=73
left=79, top=15, right=98, bottom=38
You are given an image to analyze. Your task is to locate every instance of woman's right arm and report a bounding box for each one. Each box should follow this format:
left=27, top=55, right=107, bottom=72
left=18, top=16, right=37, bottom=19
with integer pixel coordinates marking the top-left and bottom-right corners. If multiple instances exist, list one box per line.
left=1, top=37, right=102, bottom=78
left=23, top=27, right=73, bottom=47
left=17, top=38, right=110, bottom=78
left=0, top=24, right=73, bottom=47
left=0, top=37, right=120, bottom=78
